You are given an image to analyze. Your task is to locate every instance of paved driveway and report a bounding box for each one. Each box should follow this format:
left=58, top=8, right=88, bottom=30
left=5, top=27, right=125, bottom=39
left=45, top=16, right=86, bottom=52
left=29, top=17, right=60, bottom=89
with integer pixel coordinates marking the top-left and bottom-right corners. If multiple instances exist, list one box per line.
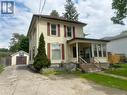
left=0, top=65, right=127, bottom=95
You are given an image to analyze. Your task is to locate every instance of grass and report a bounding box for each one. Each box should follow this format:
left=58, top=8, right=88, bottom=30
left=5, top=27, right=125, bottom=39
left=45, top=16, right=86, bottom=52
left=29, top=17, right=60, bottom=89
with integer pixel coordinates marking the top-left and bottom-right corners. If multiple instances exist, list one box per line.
left=42, top=70, right=127, bottom=91
left=41, top=69, right=68, bottom=76
left=79, top=73, right=127, bottom=91
left=105, top=63, right=127, bottom=77
left=40, top=66, right=127, bottom=91
left=0, top=64, right=4, bottom=73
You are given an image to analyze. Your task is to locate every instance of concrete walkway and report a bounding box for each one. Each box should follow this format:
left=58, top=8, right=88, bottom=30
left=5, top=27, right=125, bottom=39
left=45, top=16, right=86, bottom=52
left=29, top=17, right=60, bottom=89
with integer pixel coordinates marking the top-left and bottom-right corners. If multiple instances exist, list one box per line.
left=0, top=65, right=127, bottom=95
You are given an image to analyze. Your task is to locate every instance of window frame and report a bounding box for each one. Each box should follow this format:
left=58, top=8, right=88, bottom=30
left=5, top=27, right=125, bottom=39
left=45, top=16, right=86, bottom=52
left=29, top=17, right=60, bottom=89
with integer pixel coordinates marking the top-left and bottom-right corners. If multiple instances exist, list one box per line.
left=102, top=44, right=107, bottom=57
left=66, top=26, right=72, bottom=37
left=51, top=43, right=62, bottom=60
left=50, top=24, right=58, bottom=36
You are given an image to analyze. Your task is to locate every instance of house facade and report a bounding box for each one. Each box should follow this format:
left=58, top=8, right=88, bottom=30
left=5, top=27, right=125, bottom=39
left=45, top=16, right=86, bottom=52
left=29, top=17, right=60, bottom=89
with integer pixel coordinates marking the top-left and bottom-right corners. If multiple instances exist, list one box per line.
left=28, top=15, right=108, bottom=64
left=107, top=31, right=127, bottom=57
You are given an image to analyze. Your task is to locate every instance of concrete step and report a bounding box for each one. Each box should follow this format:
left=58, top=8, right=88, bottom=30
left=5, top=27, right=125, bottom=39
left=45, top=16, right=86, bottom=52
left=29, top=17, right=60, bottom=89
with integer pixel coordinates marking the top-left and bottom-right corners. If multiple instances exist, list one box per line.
left=79, top=63, right=101, bottom=73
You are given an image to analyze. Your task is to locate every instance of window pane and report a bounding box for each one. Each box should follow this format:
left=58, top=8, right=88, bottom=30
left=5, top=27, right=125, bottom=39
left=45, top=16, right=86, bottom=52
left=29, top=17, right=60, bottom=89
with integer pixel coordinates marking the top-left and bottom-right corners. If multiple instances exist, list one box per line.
left=67, top=26, right=72, bottom=37
left=94, top=44, right=97, bottom=57
left=51, top=24, right=56, bottom=35
left=98, top=44, right=102, bottom=57
left=52, top=44, right=61, bottom=60
left=73, top=46, right=77, bottom=57
left=102, top=44, right=106, bottom=57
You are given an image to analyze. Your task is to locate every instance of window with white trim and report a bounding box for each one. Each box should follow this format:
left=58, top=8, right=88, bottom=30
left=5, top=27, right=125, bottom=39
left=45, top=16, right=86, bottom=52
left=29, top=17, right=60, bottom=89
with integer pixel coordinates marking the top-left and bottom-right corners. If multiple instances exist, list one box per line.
left=98, top=44, right=102, bottom=57
left=52, top=44, right=61, bottom=60
left=67, top=26, right=72, bottom=37
left=51, top=24, right=57, bottom=36
left=93, top=44, right=97, bottom=57
left=102, top=44, right=106, bottom=57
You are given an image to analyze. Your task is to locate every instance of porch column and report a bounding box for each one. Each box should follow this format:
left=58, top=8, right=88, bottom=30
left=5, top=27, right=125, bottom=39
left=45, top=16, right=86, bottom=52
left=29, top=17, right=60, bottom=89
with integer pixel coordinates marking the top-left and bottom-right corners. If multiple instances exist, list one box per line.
left=101, top=44, right=104, bottom=57
left=91, top=43, right=94, bottom=57
left=76, top=42, right=79, bottom=63
left=96, top=44, right=99, bottom=57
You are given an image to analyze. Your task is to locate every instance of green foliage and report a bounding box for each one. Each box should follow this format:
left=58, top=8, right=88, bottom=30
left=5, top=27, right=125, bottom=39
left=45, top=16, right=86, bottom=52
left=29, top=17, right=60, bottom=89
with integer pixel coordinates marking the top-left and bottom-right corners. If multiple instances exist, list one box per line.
left=0, top=64, right=4, bottom=74
left=63, top=0, right=79, bottom=21
left=19, top=36, right=29, bottom=53
left=111, top=0, right=127, bottom=25
left=0, top=48, right=9, bottom=58
left=0, top=48, right=8, bottom=52
left=50, top=10, right=59, bottom=17
left=9, top=33, right=29, bottom=53
left=33, top=33, right=51, bottom=71
left=105, top=63, right=127, bottom=77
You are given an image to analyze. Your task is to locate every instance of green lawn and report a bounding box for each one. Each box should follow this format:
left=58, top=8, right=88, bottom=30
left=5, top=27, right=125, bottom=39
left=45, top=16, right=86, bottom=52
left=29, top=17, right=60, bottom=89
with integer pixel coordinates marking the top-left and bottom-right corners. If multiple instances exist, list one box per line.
left=0, top=64, right=4, bottom=73
left=105, top=64, right=127, bottom=77
left=42, top=69, right=127, bottom=91
left=79, top=73, right=127, bottom=91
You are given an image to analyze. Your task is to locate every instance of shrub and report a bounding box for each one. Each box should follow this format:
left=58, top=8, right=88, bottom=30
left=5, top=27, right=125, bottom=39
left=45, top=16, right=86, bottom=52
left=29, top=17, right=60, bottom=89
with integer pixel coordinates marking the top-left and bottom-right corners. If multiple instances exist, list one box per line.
left=33, top=33, right=51, bottom=72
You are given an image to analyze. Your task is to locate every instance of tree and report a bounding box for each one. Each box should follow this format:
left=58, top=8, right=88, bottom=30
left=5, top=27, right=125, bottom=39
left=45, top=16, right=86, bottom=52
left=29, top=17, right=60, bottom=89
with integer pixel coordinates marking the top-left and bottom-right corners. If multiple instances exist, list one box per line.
left=9, top=33, right=29, bottom=53
left=63, top=0, right=79, bottom=21
left=50, top=10, right=59, bottom=17
left=33, top=33, right=50, bottom=71
left=19, top=36, right=29, bottom=53
left=111, top=0, right=127, bottom=25
left=0, top=48, right=8, bottom=52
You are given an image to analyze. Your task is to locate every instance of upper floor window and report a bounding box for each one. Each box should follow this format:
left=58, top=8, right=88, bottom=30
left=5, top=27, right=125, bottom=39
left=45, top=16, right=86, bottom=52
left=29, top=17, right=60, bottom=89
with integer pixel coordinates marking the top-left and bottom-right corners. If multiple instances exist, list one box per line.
left=67, top=26, right=72, bottom=37
left=51, top=24, right=57, bottom=36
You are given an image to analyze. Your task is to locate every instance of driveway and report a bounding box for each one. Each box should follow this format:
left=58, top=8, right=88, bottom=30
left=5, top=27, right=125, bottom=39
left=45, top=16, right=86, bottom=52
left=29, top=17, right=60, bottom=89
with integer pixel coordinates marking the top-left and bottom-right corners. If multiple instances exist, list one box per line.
left=0, top=65, right=127, bottom=95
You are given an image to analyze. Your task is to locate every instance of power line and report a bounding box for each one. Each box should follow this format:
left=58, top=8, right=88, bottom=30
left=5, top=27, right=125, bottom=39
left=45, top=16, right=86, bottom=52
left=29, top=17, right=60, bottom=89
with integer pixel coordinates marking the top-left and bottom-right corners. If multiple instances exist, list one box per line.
left=40, top=0, right=46, bottom=13
left=38, top=0, right=42, bottom=13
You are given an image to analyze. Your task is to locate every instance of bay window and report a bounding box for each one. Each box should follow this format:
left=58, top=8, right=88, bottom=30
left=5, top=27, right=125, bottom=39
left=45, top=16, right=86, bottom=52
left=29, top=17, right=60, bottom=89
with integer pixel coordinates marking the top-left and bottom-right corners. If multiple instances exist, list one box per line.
left=102, top=44, right=106, bottom=57
left=93, top=44, right=107, bottom=57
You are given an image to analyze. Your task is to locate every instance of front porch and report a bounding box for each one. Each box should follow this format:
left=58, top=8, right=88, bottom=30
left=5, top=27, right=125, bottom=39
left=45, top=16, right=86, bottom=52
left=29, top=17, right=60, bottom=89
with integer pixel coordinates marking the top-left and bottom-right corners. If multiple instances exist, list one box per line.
left=67, top=38, right=109, bottom=64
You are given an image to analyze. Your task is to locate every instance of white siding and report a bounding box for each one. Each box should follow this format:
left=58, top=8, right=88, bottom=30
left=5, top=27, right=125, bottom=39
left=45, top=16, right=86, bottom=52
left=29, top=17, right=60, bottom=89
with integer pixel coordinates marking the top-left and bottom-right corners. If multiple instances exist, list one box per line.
left=107, top=37, right=127, bottom=56
left=29, top=18, right=85, bottom=64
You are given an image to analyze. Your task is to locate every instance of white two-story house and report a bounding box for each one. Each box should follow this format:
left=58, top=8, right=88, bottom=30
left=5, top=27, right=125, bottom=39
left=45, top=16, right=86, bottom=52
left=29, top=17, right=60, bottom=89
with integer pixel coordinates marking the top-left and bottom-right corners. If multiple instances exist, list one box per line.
left=27, top=15, right=109, bottom=65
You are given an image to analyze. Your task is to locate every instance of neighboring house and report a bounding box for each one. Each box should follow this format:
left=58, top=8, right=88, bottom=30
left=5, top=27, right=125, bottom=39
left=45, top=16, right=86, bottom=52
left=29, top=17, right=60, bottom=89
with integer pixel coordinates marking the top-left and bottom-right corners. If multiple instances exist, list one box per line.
left=106, top=31, right=127, bottom=57
left=11, top=51, right=29, bottom=65
left=27, top=15, right=109, bottom=64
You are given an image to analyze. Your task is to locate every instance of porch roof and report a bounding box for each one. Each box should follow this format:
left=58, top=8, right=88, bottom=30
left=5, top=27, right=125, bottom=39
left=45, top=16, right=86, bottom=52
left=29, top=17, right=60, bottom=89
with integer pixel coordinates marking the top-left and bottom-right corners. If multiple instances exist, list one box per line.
left=67, top=37, right=109, bottom=44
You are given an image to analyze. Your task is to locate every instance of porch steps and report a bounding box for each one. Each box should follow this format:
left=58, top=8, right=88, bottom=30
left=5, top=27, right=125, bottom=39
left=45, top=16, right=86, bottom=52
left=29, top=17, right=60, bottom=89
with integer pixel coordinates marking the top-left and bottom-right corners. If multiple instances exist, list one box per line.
left=79, top=63, right=101, bottom=73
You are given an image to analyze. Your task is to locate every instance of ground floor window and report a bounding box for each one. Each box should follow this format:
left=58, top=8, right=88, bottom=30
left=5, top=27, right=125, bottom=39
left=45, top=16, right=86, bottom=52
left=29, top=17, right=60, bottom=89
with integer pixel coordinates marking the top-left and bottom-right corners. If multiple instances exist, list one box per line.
left=93, top=44, right=106, bottom=57
left=93, top=44, right=97, bottom=57
left=98, top=44, right=102, bottom=57
left=52, top=44, right=61, bottom=60
left=102, top=44, right=106, bottom=57
left=73, top=46, right=77, bottom=57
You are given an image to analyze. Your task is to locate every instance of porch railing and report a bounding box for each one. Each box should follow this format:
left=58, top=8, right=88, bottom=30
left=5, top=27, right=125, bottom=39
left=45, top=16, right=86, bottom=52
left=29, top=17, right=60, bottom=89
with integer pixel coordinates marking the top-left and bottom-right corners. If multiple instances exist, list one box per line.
left=91, top=57, right=101, bottom=68
left=78, top=56, right=88, bottom=64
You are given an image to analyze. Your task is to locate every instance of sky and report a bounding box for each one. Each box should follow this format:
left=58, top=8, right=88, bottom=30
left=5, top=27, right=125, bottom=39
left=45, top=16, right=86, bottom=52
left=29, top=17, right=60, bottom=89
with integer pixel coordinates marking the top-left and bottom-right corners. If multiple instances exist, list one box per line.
left=0, top=0, right=127, bottom=48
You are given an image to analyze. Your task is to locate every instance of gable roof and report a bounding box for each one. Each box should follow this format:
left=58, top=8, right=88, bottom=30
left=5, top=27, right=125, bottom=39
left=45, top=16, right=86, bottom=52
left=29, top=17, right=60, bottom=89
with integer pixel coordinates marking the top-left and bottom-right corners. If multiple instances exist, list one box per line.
left=11, top=50, right=29, bottom=57
left=102, top=31, right=127, bottom=41
left=27, top=14, right=87, bottom=36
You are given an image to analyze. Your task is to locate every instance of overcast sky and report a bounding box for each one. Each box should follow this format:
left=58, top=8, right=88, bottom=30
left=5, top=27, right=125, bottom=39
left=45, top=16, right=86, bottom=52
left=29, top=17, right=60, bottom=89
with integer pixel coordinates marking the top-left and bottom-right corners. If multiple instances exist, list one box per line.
left=0, top=0, right=127, bottom=48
